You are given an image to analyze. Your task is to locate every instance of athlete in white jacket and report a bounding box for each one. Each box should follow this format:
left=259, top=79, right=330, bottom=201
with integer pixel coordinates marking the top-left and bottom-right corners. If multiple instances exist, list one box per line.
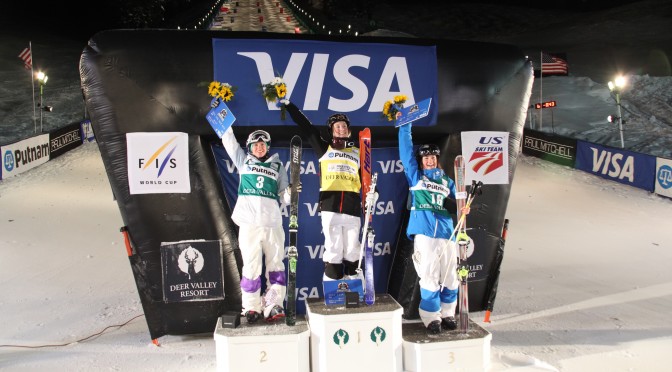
left=221, top=128, right=294, bottom=323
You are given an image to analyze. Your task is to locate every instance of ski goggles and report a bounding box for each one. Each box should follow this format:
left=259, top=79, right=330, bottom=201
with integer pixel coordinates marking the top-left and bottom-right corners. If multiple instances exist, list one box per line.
left=247, top=130, right=271, bottom=144
left=418, top=144, right=440, bottom=156
left=327, top=113, right=350, bottom=127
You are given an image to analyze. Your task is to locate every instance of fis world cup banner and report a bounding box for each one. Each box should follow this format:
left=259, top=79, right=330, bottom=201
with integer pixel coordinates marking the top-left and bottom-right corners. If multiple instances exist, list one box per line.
left=212, top=144, right=409, bottom=315
left=212, top=39, right=438, bottom=127
left=126, top=132, right=191, bottom=194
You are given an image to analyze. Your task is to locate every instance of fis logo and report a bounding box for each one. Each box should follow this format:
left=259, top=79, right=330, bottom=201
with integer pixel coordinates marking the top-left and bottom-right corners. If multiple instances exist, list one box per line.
left=138, top=136, right=178, bottom=177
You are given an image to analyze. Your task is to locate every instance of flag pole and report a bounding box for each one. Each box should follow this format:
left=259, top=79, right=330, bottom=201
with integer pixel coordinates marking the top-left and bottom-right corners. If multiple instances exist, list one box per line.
left=539, top=51, right=543, bottom=130
left=30, top=41, right=36, bottom=133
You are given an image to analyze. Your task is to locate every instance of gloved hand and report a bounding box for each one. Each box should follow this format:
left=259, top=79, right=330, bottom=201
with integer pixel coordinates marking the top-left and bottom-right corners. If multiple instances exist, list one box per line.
left=289, top=182, right=302, bottom=193
left=365, top=191, right=378, bottom=207
left=276, top=98, right=290, bottom=107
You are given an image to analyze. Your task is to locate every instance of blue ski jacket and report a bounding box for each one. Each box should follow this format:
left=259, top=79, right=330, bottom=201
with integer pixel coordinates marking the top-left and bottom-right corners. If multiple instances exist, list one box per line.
left=398, top=123, right=457, bottom=240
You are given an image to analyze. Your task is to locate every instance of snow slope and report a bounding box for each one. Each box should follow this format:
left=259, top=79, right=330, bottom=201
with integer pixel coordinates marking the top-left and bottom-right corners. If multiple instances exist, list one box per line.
left=1, top=143, right=671, bottom=371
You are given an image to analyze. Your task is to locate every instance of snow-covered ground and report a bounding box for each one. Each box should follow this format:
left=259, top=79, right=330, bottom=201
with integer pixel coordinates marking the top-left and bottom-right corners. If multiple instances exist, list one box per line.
left=1, top=142, right=671, bottom=371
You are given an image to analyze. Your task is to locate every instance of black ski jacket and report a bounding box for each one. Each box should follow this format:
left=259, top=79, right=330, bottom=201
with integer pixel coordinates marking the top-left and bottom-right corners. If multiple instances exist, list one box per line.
left=284, top=102, right=362, bottom=217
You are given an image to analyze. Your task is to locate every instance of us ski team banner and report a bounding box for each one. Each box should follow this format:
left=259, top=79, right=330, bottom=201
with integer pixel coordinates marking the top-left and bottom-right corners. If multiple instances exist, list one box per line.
left=211, top=39, right=438, bottom=127
left=212, top=144, right=408, bottom=315
left=461, top=131, right=510, bottom=184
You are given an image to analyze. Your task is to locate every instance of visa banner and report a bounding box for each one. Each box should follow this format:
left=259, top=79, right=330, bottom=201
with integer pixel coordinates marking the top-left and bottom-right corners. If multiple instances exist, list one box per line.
left=575, top=140, right=656, bottom=191
left=212, top=143, right=408, bottom=314
left=212, top=39, right=438, bottom=127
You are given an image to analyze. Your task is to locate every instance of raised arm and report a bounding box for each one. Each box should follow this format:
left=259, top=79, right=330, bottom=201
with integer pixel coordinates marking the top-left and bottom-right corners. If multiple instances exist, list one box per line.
left=221, top=126, right=246, bottom=169
left=398, top=123, right=420, bottom=185
left=283, top=101, right=328, bottom=157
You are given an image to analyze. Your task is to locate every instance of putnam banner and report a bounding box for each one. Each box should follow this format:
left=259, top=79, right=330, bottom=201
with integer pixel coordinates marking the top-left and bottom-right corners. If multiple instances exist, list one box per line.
left=461, top=131, right=510, bottom=184
left=126, top=132, right=191, bottom=194
left=655, top=157, right=672, bottom=198
left=161, top=240, right=225, bottom=302
left=1, top=134, right=50, bottom=180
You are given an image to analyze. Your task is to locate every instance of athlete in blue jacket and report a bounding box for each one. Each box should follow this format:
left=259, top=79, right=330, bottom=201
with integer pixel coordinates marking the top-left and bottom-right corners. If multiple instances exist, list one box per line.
left=398, top=122, right=461, bottom=334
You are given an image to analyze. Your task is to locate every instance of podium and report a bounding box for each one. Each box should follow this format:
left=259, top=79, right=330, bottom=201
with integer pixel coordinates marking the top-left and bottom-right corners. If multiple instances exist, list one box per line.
left=402, top=319, right=492, bottom=372
left=213, top=316, right=310, bottom=372
left=212, top=297, right=492, bottom=372
left=305, top=294, right=403, bottom=372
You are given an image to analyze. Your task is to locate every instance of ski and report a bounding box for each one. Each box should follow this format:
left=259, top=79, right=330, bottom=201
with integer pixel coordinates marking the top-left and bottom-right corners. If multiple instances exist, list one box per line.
left=285, top=135, right=302, bottom=326
left=455, top=179, right=483, bottom=333
left=454, top=154, right=484, bottom=333
left=454, top=155, right=469, bottom=332
left=363, top=174, right=377, bottom=305
left=358, top=128, right=376, bottom=305
left=454, top=155, right=467, bottom=226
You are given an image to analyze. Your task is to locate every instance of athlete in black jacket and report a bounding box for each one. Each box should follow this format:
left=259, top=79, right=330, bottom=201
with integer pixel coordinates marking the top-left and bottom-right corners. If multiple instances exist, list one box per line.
left=282, top=100, right=364, bottom=282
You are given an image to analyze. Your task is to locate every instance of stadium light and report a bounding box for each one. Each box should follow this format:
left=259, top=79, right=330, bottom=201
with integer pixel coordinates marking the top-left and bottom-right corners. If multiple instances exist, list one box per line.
left=608, top=75, right=627, bottom=148
left=37, top=71, right=48, bottom=132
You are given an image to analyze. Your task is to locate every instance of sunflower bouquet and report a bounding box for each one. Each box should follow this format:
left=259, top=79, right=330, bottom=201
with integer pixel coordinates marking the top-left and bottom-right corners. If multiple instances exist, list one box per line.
left=207, top=81, right=237, bottom=102
left=382, top=94, right=407, bottom=122
left=261, top=76, right=288, bottom=120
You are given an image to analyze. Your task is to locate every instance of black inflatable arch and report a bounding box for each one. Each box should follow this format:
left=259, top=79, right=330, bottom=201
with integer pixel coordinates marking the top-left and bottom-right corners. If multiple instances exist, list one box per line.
left=80, top=30, right=533, bottom=339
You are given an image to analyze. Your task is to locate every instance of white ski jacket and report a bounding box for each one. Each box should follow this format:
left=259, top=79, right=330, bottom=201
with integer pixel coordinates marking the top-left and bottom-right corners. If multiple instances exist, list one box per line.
left=221, top=127, right=290, bottom=228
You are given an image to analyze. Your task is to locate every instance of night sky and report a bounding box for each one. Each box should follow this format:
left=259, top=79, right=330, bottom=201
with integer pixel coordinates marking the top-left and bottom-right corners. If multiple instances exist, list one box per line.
left=0, top=0, right=645, bottom=41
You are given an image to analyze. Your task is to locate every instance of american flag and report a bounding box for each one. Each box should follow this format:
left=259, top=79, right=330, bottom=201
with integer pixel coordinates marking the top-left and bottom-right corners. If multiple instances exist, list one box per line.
left=18, top=47, right=32, bottom=70
left=540, top=52, right=568, bottom=76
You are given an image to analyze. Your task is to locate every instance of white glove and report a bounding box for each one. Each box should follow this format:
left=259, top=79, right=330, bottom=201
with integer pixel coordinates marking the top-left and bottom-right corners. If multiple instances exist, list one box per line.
left=289, top=182, right=302, bottom=193
left=282, top=183, right=302, bottom=201
left=276, top=98, right=290, bottom=107
left=365, top=191, right=379, bottom=207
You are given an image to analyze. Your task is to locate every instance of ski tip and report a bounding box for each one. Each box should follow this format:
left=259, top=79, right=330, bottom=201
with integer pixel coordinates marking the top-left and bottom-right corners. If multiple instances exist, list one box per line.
left=359, top=128, right=371, bottom=136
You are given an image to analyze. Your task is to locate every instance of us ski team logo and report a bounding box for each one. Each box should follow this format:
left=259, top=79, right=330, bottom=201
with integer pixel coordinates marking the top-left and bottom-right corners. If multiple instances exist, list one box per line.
left=469, top=151, right=504, bottom=175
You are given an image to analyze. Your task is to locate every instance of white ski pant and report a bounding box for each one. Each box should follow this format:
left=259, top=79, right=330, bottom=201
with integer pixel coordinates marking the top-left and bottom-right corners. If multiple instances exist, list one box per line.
left=238, top=224, right=286, bottom=315
left=414, top=234, right=459, bottom=327
left=321, top=211, right=362, bottom=264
